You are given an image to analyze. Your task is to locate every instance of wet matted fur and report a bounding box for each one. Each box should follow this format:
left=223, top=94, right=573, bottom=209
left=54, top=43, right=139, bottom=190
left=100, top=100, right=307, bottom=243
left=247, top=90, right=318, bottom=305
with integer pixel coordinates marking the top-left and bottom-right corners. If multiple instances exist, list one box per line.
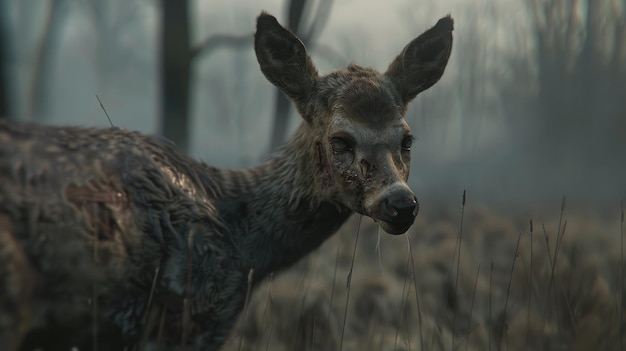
left=0, top=11, right=453, bottom=350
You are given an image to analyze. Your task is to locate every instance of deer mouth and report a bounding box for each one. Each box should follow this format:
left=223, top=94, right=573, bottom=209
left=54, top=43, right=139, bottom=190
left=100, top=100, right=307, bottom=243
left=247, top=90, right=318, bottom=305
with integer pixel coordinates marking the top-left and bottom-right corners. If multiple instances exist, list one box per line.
left=374, top=217, right=415, bottom=235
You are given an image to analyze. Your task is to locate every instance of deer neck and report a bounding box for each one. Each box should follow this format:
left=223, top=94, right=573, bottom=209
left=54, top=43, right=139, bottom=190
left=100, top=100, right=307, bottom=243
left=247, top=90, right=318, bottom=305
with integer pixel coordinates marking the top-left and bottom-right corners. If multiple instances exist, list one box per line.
left=210, top=123, right=352, bottom=279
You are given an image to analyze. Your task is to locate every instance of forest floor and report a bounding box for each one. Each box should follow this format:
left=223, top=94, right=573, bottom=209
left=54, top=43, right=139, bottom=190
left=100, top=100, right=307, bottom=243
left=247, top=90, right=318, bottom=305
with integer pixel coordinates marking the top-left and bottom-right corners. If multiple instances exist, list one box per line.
left=222, top=198, right=625, bottom=351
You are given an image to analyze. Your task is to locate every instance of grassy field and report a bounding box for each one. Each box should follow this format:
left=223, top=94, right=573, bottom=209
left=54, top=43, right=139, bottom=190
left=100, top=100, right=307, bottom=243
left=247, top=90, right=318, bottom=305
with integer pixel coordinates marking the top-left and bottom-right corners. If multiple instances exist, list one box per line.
left=222, top=198, right=625, bottom=351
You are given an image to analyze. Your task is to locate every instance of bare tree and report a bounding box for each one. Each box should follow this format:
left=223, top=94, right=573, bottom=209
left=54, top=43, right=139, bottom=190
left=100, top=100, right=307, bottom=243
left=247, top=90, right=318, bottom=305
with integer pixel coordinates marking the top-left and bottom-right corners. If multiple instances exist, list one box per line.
left=159, top=0, right=250, bottom=153
left=0, top=1, right=8, bottom=119
left=494, top=0, right=626, bottom=193
left=157, top=0, right=335, bottom=154
left=527, top=0, right=626, bottom=161
left=25, top=0, right=67, bottom=120
left=88, top=1, right=149, bottom=94
left=159, top=0, right=191, bottom=151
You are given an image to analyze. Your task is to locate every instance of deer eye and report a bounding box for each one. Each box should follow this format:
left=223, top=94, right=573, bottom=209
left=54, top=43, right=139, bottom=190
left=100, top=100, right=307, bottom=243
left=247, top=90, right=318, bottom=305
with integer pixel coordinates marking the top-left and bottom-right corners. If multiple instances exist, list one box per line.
left=330, top=137, right=352, bottom=154
left=401, top=136, right=415, bottom=151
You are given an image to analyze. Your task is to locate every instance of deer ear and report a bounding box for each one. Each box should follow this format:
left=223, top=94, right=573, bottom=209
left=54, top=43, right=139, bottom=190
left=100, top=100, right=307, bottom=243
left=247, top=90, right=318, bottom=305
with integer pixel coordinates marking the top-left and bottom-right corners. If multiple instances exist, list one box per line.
left=385, top=16, right=454, bottom=107
left=254, top=12, right=318, bottom=104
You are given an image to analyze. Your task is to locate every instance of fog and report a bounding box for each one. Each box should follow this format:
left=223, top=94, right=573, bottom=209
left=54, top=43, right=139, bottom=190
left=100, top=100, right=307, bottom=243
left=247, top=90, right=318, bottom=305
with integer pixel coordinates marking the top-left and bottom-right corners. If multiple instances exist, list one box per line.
left=2, top=0, right=624, bottom=205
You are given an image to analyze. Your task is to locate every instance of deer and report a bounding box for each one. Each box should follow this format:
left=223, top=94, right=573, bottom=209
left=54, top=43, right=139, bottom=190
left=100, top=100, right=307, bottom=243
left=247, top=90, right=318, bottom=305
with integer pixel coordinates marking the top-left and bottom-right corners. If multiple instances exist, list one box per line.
left=0, top=11, right=453, bottom=351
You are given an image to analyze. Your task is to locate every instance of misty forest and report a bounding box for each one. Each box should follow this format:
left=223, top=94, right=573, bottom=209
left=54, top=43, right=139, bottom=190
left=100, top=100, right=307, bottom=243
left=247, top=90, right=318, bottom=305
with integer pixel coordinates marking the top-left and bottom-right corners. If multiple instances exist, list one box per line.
left=1, top=0, right=625, bottom=350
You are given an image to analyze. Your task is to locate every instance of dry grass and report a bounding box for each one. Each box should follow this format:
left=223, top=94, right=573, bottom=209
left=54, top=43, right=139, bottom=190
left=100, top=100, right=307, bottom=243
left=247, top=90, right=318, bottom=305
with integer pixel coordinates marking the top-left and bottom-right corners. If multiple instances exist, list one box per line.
left=222, top=199, right=625, bottom=351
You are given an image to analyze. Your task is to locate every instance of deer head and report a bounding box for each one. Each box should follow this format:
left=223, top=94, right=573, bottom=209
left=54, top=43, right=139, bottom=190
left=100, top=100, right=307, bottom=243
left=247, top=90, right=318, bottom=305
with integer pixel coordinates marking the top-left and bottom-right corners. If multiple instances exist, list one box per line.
left=255, top=12, right=453, bottom=234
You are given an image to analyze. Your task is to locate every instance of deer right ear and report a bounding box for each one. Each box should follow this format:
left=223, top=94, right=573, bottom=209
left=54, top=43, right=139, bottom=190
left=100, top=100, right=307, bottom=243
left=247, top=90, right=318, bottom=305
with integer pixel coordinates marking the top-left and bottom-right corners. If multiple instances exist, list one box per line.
left=385, top=16, right=454, bottom=108
left=254, top=12, right=318, bottom=105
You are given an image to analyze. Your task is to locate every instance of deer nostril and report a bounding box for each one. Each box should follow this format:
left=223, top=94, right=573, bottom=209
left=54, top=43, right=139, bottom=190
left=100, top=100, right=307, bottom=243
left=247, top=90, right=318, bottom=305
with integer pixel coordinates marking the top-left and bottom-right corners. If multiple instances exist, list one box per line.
left=382, top=198, right=419, bottom=218
left=388, top=198, right=418, bottom=220
left=382, top=201, right=399, bottom=217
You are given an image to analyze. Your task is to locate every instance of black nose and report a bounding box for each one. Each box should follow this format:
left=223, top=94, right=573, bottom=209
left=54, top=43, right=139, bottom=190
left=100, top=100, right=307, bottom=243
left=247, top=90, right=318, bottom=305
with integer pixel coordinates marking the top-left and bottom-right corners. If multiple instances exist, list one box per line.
left=382, top=196, right=419, bottom=221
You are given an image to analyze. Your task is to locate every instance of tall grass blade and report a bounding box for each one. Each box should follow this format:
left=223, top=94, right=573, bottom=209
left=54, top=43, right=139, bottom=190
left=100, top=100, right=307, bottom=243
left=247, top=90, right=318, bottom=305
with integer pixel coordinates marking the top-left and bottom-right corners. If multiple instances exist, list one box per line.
left=488, top=261, right=493, bottom=351
left=96, top=95, right=114, bottom=127
left=465, top=263, right=481, bottom=351
left=339, top=215, right=362, bottom=351
left=405, top=233, right=424, bottom=351
left=499, top=232, right=522, bottom=350
left=617, top=200, right=624, bottom=351
left=238, top=269, right=255, bottom=351
left=452, top=190, right=467, bottom=350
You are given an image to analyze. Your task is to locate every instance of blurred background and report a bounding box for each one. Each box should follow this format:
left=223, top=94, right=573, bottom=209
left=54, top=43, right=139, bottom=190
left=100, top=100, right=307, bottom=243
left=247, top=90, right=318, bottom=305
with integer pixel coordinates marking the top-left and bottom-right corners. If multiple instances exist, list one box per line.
left=0, top=0, right=624, bottom=205
left=1, top=1, right=625, bottom=350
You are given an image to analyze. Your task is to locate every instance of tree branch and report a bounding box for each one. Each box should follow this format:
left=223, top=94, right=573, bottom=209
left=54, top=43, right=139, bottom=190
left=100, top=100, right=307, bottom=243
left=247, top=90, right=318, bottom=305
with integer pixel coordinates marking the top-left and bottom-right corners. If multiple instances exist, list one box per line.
left=288, top=0, right=308, bottom=33
left=190, top=33, right=252, bottom=60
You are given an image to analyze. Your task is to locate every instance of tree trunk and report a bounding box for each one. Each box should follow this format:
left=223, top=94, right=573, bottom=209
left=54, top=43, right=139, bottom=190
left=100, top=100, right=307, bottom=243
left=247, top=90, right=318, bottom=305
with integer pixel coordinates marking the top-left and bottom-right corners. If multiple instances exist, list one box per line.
left=26, top=0, right=65, bottom=120
left=0, top=4, right=8, bottom=120
left=160, top=0, right=191, bottom=152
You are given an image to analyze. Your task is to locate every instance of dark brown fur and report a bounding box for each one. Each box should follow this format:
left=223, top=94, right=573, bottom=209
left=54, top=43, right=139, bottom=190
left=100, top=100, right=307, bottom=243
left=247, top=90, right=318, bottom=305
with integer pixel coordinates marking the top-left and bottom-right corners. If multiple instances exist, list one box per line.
left=331, top=65, right=401, bottom=128
left=0, top=12, right=452, bottom=350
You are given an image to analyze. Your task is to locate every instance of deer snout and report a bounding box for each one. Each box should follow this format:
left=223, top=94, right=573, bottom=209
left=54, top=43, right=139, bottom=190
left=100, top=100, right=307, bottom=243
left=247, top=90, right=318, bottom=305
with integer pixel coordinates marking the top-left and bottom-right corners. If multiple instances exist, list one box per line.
left=366, top=184, right=418, bottom=235
left=382, top=195, right=419, bottom=220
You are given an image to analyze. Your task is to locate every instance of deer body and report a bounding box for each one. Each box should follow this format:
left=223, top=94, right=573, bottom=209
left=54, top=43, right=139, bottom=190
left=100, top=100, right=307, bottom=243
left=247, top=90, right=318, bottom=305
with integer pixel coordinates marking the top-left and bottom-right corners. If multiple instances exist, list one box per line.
left=0, top=12, right=453, bottom=350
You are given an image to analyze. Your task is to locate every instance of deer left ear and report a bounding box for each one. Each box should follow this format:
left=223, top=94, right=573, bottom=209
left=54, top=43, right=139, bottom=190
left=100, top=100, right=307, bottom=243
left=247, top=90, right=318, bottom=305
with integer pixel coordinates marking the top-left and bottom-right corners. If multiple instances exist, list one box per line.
left=254, top=12, right=318, bottom=105
left=385, top=16, right=454, bottom=107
